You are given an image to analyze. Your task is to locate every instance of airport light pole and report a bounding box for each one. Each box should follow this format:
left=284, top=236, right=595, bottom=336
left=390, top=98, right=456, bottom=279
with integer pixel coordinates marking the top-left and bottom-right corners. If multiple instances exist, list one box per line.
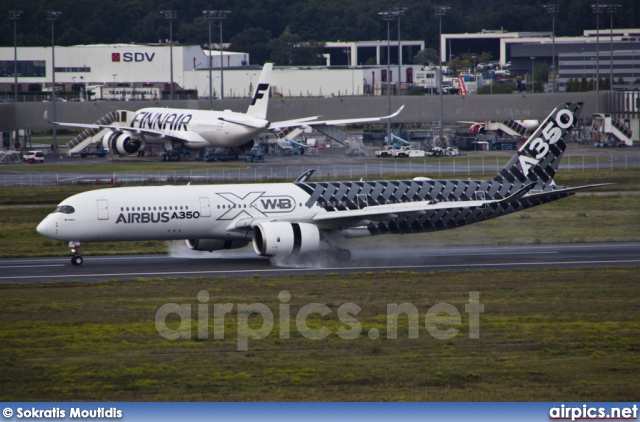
left=607, top=4, right=621, bottom=90
left=47, top=11, right=62, bottom=155
left=434, top=6, right=450, bottom=145
left=591, top=3, right=605, bottom=113
left=395, top=7, right=407, bottom=93
left=246, top=72, right=256, bottom=96
left=530, top=57, right=536, bottom=93
left=160, top=10, right=176, bottom=100
left=203, top=10, right=215, bottom=109
left=203, top=10, right=231, bottom=100
left=543, top=4, right=559, bottom=93
left=10, top=10, right=22, bottom=150
left=379, top=10, right=394, bottom=144
left=10, top=10, right=22, bottom=104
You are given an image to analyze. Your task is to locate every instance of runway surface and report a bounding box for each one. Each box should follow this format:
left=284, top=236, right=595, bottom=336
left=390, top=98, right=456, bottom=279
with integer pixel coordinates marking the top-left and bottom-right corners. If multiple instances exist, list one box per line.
left=1, top=242, right=638, bottom=283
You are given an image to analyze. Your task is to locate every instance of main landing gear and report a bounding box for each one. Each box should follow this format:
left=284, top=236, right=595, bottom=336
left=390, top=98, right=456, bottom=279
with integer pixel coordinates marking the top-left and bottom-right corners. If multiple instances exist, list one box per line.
left=69, top=241, right=83, bottom=266
left=335, top=248, right=352, bottom=262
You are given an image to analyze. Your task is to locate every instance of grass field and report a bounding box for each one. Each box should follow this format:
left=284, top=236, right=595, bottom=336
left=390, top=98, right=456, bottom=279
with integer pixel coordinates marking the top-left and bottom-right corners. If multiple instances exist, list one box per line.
left=0, top=269, right=638, bottom=401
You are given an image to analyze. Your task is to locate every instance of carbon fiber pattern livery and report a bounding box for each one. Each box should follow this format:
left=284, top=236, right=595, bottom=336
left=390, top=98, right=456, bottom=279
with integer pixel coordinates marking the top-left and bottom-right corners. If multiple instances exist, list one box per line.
left=296, top=102, right=582, bottom=237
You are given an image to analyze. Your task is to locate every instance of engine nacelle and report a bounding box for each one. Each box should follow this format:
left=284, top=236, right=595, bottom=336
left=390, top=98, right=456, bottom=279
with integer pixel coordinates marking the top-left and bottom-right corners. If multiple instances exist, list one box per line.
left=252, top=222, right=320, bottom=257
left=186, top=239, right=249, bottom=252
left=106, top=132, right=142, bottom=155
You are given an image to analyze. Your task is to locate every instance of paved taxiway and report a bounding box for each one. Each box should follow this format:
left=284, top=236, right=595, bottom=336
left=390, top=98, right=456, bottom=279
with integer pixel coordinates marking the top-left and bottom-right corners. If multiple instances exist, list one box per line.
left=1, top=242, right=639, bottom=283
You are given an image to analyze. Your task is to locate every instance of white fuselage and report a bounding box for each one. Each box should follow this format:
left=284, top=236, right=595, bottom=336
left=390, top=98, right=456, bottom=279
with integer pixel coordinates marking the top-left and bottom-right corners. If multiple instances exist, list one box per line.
left=130, top=108, right=269, bottom=149
left=37, top=184, right=320, bottom=242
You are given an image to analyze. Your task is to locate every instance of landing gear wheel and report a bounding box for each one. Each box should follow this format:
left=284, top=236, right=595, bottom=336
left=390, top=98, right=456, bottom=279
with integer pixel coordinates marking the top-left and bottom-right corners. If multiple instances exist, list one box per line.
left=336, top=248, right=352, bottom=262
left=71, top=255, right=84, bottom=266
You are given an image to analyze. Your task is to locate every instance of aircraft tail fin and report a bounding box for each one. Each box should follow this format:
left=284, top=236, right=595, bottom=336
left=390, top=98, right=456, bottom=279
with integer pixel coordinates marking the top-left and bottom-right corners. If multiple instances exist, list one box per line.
left=246, top=63, right=273, bottom=119
left=493, top=102, right=582, bottom=193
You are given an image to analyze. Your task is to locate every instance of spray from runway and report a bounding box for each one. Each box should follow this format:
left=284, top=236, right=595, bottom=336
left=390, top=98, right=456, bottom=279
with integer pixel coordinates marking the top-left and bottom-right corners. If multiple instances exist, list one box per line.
left=167, top=241, right=259, bottom=260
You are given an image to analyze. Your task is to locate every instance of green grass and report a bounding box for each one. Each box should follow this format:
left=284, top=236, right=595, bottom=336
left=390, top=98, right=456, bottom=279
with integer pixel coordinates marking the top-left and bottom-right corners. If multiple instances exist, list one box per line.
left=0, top=269, right=637, bottom=401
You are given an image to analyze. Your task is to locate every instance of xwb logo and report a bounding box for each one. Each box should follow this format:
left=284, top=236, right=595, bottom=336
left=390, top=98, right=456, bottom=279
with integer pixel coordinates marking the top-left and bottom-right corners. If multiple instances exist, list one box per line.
left=215, top=192, right=296, bottom=220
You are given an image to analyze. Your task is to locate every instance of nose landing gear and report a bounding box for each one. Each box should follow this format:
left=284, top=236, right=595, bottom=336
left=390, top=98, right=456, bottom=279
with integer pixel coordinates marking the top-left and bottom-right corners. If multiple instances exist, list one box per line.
left=69, top=241, right=83, bottom=266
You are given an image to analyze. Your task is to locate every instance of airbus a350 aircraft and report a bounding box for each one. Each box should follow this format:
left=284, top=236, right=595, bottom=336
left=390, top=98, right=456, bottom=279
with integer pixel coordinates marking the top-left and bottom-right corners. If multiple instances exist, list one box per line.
left=49, top=63, right=404, bottom=155
left=38, top=102, right=603, bottom=266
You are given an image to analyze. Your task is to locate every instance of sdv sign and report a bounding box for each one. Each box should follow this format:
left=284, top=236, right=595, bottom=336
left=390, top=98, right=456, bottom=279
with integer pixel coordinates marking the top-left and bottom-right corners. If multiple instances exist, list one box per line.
left=122, top=52, right=156, bottom=62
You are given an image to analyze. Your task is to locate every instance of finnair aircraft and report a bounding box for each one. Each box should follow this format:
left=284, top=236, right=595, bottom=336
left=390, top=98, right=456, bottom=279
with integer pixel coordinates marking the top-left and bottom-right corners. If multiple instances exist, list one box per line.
left=49, top=63, right=404, bottom=155
left=38, top=102, right=603, bottom=266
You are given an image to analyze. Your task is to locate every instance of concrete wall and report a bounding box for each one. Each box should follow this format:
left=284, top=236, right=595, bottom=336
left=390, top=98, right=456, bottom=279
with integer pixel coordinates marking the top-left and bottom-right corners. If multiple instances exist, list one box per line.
left=0, top=91, right=613, bottom=132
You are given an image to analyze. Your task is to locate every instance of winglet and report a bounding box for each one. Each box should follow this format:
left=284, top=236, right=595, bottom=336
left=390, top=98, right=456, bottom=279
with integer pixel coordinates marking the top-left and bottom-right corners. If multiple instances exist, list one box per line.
left=295, top=169, right=315, bottom=183
left=388, top=105, right=405, bottom=119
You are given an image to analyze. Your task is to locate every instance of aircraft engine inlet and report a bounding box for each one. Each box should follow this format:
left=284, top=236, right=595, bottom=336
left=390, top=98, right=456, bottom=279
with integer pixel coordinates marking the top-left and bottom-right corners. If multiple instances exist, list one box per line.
left=252, top=222, right=320, bottom=257
left=186, top=239, right=249, bottom=252
left=105, top=132, right=142, bottom=155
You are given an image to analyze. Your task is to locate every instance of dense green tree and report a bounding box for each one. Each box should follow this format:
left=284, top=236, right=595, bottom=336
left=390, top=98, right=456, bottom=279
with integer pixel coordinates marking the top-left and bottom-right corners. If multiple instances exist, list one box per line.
left=413, top=48, right=439, bottom=66
left=230, top=28, right=273, bottom=66
left=1, top=0, right=639, bottom=66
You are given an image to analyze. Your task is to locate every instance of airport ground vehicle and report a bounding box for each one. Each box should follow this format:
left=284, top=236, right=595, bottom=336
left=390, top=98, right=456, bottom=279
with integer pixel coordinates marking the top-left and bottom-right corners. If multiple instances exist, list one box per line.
left=22, top=151, right=45, bottom=163
left=393, top=146, right=427, bottom=158
left=72, top=149, right=107, bottom=158
left=161, top=149, right=191, bottom=162
left=245, top=148, right=265, bottom=163
left=429, top=146, right=459, bottom=157
left=204, top=150, right=238, bottom=162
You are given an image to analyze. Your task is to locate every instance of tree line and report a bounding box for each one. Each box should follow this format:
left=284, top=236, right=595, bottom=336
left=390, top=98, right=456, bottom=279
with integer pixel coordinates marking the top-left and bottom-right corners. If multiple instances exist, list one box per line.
left=1, top=0, right=639, bottom=66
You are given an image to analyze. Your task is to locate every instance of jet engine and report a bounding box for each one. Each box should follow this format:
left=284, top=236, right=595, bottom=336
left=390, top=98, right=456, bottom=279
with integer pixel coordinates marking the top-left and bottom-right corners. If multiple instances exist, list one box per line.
left=186, top=239, right=249, bottom=252
left=103, top=132, right=142, bottom=155
left=252, top=222, right=320, bottom=257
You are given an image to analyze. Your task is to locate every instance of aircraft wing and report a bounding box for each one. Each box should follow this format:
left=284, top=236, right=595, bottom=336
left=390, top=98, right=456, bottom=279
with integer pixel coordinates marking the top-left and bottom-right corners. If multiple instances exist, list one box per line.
left=47, top=117, right=194, bottom=143
left=269, top=106, right=404, bottom=130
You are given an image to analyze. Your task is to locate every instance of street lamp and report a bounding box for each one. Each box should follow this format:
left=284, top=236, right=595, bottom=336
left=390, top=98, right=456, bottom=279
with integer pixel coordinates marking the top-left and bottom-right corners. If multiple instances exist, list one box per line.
left=47, top=11, right=62, bottom=155
left=543, top=4, right=559, bottom=93
left=246, top=73, right=256, bottom=96
left=591, top=3, right=605, bottom=113
left=378, top=10, right=395, bottom=144
left=607, top=4, right=621, bottom=91
left=112, top=74, right=117, bottom=86
left=434, top=6, right=450, bottom=144
left=203, top=10, right=231, bottom=100
left=160, top=9, right=176, bottom=100
left=530, top=56, right=536, bottom=93
left=9, top=10, right=22, bottom=104
left=394, top=7, right=407, bottom=91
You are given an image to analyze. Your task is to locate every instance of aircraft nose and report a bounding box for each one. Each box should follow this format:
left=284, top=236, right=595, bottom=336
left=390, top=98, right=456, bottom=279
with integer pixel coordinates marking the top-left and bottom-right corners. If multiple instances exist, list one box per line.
left=37, top=217, right=55, bottom=238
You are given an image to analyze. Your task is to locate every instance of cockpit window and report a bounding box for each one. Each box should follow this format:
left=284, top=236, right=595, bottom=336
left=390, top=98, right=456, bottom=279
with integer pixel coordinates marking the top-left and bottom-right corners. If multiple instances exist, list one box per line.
left=52, top=205, right=75, bottom=214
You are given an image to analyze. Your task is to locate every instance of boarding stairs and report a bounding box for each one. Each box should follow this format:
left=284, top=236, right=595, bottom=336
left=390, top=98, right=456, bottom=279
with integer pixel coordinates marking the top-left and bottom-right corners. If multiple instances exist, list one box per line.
left=65, top=110, right=132, bottom=156
left=485, top=120, right=529, bottom=137
left=313, top=125, right=349, bottom=147
left=591, top=113, right=633, bottom=146
left=0, top=150, right=21, bottom=164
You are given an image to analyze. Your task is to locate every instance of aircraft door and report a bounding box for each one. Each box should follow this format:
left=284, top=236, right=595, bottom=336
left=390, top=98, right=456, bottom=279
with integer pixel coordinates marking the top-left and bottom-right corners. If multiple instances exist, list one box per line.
left=199, top=197, right=211, bottom=217
left=97, top=199, right=109, bottom=220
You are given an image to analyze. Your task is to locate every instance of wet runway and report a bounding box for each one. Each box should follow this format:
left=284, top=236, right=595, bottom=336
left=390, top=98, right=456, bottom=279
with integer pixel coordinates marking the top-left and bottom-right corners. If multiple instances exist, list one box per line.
left=1, top=242, right=638, bottom=283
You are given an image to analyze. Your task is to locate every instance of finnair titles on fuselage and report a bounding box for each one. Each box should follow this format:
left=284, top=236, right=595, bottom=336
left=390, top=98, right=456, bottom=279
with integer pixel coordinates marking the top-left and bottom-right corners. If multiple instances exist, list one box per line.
left=130, top=110, right=193, bottom=132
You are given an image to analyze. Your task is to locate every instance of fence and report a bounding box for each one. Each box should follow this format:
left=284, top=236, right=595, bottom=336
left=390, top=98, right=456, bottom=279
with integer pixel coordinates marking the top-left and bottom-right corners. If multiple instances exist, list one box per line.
left=1, top=154, right=639, bottom=187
